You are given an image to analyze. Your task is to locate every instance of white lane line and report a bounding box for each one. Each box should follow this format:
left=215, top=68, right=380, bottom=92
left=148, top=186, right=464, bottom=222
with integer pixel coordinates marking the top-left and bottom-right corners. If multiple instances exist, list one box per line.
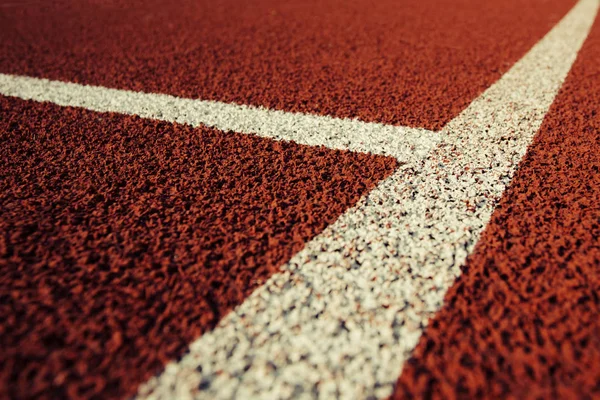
left=0, top=74, right=436, bottom=162
left=134, top=0, right=599, bottom=399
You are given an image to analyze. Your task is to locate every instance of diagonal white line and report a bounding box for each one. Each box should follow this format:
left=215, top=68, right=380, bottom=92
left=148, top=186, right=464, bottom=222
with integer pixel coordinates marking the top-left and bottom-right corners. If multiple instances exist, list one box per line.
left=0, top=74, right=436, bottom=162
left=133, top=0, right=599, bottom=398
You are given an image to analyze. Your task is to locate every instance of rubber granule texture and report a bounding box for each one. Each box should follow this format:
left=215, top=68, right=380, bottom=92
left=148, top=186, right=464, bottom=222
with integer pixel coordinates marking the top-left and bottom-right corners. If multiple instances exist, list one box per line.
left=0, top=0, right=575, bottom=130
left=393, top=14, right=600, bottom=400
left=0, top=95, right=398, bottom=400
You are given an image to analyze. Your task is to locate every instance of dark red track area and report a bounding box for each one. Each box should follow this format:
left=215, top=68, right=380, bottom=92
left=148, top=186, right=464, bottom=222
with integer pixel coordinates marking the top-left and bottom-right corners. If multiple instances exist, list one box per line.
left=394, top=14, right=600, bottom=399
left=0, top=0, right=574, bottom=130
left=0, top=96, right=397, bottom=400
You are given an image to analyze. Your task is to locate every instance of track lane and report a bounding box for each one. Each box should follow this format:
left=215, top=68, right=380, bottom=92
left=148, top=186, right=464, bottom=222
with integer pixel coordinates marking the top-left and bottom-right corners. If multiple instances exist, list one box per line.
left=0, top=0, right=597, bottom=398
left=0, top=97, right=396, bottom=399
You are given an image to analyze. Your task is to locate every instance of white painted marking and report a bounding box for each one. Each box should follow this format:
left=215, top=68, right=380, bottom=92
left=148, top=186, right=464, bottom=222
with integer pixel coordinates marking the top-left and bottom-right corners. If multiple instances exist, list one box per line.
left=130, top=0, right=598, bottom=398
left=0, top=74, right=435, bottom=162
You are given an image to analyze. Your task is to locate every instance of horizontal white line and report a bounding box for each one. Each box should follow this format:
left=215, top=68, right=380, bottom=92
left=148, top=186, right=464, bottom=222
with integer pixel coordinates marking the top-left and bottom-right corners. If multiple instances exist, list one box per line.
left=0, top=74, right=437, bottom=162
left=134, top=0, right=598, bottom=398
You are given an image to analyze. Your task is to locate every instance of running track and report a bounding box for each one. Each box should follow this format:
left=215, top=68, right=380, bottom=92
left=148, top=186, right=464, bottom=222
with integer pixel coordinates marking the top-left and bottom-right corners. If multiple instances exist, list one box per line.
left=0, top=0, right=599, bottom=398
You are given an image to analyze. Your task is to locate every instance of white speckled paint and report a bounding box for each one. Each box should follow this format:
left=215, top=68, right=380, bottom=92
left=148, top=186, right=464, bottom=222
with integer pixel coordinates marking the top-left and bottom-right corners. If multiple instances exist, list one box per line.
left=0, top=73, right=435, bottom=162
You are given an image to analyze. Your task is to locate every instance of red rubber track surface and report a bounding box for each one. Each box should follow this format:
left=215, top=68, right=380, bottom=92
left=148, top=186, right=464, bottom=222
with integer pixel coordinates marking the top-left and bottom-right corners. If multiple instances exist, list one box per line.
left=0, top=96, right=397, bottom=400
left=0, top=0, right=575, bottom=130
left=393, top=14, right=600, bottom=400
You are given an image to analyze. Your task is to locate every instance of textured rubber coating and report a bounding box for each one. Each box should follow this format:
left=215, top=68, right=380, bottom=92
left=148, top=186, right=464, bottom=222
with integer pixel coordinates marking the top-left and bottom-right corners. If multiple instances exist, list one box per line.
left=0, top=0, right=575, bottom=130
left=0, top=96, right=397, bottom=400
left=393, top=15, right=600, bottom=400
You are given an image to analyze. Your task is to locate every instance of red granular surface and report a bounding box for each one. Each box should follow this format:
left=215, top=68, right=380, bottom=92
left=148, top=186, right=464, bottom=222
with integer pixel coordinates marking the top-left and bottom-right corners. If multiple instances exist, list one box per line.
left=0, top=96, right=397, bottom=400
left=0, top=0, right=574, bottom=130
left=393, top=15, right=600, bottom=400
